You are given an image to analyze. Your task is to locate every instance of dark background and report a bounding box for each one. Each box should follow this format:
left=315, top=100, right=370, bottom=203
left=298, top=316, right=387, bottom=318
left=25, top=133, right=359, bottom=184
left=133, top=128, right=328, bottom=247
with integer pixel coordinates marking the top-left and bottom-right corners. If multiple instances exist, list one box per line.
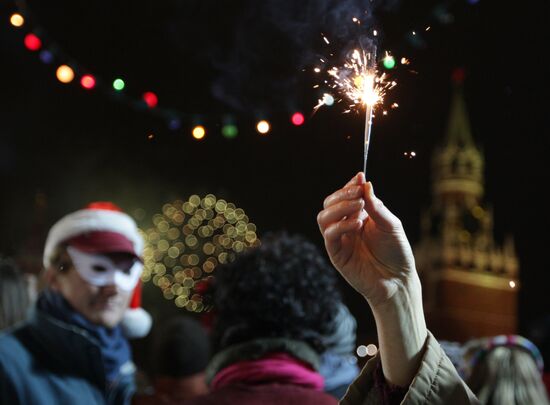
left=1, top=0, right=548, bottom=352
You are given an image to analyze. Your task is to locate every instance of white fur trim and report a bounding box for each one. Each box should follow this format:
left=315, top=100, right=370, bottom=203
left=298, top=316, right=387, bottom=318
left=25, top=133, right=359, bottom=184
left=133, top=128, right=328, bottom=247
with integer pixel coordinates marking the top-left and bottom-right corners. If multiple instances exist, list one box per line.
left=43, top=209, right=143, bottom=268
left=121, top=308, right=153, bottom=339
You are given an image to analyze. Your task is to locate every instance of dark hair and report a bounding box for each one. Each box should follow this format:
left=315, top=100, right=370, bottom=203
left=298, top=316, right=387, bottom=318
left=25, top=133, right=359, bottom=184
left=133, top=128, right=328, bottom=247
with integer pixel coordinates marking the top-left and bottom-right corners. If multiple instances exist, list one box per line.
left=153, top=316, right=211, bottom=378
left=211, top=232, right=341, bottom=353
left=0, top=257, right=30, bottom=330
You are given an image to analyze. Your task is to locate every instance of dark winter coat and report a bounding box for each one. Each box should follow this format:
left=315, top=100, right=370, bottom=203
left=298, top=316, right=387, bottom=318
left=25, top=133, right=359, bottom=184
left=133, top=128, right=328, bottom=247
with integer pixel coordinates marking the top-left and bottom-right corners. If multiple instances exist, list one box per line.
left=0, top=309, right=136, bottom=405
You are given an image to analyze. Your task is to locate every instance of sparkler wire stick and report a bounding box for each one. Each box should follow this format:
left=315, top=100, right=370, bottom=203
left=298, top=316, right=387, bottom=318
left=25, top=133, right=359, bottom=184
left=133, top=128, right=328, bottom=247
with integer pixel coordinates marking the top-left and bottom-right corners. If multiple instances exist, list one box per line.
left=363, top=102, right=374, bottom=174
left=363, top=46, right=376, bottom=174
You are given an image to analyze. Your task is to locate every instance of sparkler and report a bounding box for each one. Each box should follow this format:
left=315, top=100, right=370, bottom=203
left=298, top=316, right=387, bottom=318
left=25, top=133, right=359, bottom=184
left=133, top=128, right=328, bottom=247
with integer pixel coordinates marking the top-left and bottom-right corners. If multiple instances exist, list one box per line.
left=359, top=47, right=377, bottom=174
left=315, top=35, right=398, bottom=172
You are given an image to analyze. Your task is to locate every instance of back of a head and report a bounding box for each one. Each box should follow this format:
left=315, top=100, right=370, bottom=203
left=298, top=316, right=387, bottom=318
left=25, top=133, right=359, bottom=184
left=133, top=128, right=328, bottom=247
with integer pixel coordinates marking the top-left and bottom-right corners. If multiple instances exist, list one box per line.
left=212, top=232, right=341, bottom=353
left=154, top=316, right=210, bottom=378
left=0, top=258, right=30, bottom=330
left=468, top=345, right=550, bottom=405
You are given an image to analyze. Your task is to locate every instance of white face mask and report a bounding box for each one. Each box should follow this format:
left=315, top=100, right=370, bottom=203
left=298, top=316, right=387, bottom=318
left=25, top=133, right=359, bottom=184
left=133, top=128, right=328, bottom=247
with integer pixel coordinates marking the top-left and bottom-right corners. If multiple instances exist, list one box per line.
left=66, top=246, right=142, bottom=292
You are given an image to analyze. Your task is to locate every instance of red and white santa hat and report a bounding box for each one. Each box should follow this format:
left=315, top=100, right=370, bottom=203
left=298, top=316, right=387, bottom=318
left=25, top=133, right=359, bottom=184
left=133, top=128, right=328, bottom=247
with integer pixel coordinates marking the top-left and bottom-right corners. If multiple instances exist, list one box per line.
left=43, top=202, right=144, bottom=269
left=43, top=202, right=152, bottom=338
left=121, top=280, right=152, bottom=339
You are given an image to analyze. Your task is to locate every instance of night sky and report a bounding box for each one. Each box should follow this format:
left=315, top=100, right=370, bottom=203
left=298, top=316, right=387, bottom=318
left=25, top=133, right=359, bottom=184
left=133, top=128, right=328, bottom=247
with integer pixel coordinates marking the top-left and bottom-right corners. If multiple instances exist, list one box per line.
left=1, top=0, right=548, bottom=344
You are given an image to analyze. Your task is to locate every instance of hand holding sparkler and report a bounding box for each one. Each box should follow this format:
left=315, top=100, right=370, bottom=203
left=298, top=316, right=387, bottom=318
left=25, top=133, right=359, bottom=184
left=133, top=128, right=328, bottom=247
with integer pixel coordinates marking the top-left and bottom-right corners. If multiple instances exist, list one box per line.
left=317, top=172, right=428, bottom=387
left=317, top=172, right=418, bottom=307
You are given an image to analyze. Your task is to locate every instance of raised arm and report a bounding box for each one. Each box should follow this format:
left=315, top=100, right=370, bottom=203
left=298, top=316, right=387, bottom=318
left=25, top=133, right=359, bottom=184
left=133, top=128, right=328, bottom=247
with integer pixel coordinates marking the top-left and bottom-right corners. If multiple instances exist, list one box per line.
left=317, top=172, right=427, bottom=387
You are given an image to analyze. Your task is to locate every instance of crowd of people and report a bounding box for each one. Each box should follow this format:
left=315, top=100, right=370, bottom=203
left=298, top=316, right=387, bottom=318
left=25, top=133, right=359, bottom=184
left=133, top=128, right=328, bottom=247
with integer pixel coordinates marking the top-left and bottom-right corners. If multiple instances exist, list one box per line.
left=1, top=173, right=548, bottom=404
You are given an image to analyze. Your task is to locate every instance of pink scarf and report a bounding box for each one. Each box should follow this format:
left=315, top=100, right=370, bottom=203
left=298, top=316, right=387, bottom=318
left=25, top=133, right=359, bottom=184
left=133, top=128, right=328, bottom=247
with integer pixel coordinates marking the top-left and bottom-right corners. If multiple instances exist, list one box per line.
left=211, top=352, right=324, bottom=391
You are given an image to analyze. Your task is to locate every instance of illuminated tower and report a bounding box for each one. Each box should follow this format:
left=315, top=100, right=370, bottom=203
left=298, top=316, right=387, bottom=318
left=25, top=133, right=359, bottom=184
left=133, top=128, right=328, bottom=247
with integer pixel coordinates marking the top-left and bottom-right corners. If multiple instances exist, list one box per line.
left=414, top=70, right=519, bottom=342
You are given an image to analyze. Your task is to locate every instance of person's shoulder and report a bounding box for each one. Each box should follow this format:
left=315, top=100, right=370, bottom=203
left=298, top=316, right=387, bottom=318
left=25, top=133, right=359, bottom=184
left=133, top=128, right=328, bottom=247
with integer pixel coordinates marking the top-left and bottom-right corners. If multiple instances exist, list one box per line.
left=0, top=324, right=25, bottom=348
left=0, top=322, right=34, bottom=362
left=184, top=384, right=338, bottom=405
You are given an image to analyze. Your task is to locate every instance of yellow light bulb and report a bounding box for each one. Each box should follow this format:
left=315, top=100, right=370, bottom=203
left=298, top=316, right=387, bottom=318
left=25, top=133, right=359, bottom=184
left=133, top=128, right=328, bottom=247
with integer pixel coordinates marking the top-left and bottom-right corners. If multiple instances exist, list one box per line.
left=56, top=65, right=74, bottom=83
left=256, top=120, right=270, bottom=134
left=10, top=13, right=24, bottom=27
left=192, top=126, right=205, bottom=139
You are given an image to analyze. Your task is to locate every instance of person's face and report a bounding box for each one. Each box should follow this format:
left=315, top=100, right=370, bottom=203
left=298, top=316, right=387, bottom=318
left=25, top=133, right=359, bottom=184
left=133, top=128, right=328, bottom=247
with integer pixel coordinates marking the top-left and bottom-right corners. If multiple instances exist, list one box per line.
left=47, top=251, right=133, bottom=328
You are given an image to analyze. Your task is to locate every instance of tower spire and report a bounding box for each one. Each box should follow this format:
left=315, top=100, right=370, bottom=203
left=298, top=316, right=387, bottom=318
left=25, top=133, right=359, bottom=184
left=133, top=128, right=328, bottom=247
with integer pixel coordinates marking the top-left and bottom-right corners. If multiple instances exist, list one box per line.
left=444, top=68, right=474, bottom=149
left=432, top=68, right=484, bottom=202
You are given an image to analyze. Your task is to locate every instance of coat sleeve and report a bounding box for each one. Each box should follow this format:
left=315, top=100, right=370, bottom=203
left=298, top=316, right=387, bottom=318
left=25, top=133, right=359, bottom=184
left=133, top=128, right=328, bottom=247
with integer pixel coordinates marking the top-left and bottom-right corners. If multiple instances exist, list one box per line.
left=340, top=330, right=480, bottom=405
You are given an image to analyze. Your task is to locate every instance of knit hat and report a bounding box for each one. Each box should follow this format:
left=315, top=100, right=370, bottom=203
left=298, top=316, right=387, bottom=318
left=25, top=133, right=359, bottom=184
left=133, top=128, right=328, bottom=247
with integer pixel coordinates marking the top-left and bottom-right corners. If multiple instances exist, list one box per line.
left=462, top=335, right=545, bottom=378
left=121, top=280, right=152, bottom=339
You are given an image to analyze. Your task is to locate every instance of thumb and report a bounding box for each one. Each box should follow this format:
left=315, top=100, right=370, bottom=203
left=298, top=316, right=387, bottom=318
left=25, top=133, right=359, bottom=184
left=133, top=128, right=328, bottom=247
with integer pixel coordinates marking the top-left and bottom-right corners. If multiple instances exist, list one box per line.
left=363, top=182, right=402, bottom=232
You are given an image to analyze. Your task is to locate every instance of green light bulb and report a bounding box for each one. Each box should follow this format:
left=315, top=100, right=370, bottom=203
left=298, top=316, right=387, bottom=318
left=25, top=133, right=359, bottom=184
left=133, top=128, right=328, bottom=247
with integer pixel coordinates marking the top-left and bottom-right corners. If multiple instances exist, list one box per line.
left=113, top=78, right=125, bottom=91
left=222, top=124, right=238, bottom=138
left=383, top=56, right=396, bottom=69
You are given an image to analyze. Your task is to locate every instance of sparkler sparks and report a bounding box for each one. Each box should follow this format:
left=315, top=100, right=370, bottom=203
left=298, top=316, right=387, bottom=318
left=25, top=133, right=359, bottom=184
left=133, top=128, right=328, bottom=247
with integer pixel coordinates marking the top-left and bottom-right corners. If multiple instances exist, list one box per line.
left=323, top=47, right=381, bottom=172
left=313, top=34, right=400, bottom=173
left=316, top=48, right=390, bottom=112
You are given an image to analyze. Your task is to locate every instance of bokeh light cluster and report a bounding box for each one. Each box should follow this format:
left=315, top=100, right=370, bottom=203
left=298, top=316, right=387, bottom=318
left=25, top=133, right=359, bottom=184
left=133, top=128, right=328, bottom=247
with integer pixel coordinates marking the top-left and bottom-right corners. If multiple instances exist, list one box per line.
left=141, top=195, right=260, bottom=312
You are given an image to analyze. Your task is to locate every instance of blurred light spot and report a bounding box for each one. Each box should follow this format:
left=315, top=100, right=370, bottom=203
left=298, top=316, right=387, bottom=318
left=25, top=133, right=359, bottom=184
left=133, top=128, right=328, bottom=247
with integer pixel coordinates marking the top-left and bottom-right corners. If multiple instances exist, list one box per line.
left=56, top=65, right=74, bottom=83
left=383, top=54, right=396, bottom=69
left=39, top=50, right=54, bottom=64
left=509, top=280, right=516, bottom=289
left=192, top=125, right=206, bottom=140
left=80, top=74, right=96, bottom=89
left=24, top=33, right=41, bottom=51
left=10, top=13, right=24, bottom=27
left=322, top=93, right=335, bottom=106
left=222, top=124, right=238, bottom=139
left=113, top=78, right=125, bottom=91
left=168, top=118, right=181, bottom=130
left=291, top=112, right=305, bottom=126
left=256, top=120, right=270, bottom=134
left=366, top=344, right=378, bottom=356
left=142, top=91, right=158, bottom=108
left=356, top=345, right=368, bottom=357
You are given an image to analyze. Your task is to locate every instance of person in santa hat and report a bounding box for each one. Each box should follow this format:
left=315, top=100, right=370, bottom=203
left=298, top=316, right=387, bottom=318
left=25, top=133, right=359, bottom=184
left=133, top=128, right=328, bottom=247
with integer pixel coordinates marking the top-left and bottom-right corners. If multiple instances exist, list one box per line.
left=0, top=202, right=151, bottom=405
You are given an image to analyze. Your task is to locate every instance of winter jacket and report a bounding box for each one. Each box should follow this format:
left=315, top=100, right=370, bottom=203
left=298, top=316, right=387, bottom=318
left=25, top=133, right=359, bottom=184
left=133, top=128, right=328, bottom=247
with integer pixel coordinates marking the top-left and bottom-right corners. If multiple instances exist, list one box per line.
left=0, top=309, right=136, bottom=405
left=341, top=330, right=480, bottom=405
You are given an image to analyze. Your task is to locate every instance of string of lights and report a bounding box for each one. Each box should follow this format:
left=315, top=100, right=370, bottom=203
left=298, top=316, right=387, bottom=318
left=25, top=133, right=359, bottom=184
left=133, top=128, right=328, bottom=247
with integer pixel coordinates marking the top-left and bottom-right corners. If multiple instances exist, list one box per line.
left=7, top=0, right=470, bottom=141
left=7, top=2, right=309, bottom=140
